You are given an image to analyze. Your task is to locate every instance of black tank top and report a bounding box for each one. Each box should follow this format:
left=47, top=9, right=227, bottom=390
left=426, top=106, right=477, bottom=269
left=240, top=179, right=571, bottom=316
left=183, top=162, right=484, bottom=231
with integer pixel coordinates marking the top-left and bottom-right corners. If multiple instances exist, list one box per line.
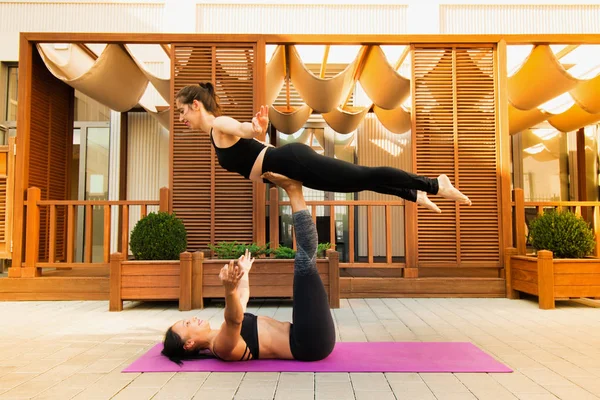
left=240, top=312, right=259, bottom=359
left=209, top=129, right=266, bottom=179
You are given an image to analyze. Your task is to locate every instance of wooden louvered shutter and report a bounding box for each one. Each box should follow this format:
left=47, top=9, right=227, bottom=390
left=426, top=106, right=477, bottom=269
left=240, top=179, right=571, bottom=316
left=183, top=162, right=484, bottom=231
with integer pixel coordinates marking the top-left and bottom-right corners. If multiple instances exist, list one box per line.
left=27, top=49, right=72, bottom=261
left=173, top=44, right=255, bottom=252
left=413, top=45, right=499, bottom=269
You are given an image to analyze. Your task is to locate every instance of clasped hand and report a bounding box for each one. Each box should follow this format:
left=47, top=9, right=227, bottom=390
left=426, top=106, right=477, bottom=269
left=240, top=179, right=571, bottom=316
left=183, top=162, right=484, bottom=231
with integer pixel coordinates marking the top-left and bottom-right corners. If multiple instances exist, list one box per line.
left=251, top=105, right=269, bottom=135
left=219, top=260, right=244, bottom=293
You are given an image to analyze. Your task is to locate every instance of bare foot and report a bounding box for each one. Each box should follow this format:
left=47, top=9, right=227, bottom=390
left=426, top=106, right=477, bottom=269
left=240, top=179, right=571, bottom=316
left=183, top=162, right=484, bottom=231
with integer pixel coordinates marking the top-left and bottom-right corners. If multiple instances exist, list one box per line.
left=261, top=172, right=302, bottom=192
left=437, top=175, right=472, bottom=206
left=417, top=191, right=441, bottom=213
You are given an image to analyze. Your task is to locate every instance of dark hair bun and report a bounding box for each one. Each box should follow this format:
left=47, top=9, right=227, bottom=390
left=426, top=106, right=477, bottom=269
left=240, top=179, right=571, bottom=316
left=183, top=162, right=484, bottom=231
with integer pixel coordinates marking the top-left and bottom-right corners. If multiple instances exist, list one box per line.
left=199, top=82, right=214, bottom=94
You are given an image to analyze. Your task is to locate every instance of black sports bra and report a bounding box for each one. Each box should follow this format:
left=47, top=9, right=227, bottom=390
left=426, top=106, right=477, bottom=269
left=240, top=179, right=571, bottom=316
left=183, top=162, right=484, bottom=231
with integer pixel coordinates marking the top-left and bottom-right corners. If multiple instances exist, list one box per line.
left=213, top=312, right=259, bottom=361
left=209, top=129, right=266, bottom=179
left=240, top=312, right=260, bottom=360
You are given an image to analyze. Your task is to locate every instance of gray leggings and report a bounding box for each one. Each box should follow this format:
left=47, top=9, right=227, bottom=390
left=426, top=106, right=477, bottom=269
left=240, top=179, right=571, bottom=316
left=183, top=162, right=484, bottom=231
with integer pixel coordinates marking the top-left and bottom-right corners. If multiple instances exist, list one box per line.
left=288, top=210, right=336, bottom=361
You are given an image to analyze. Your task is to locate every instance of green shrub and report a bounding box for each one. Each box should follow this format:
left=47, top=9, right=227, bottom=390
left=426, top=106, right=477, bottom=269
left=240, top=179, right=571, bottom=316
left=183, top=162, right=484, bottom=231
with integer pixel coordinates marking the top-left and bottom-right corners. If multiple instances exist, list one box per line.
left=272, top=245, right=296, bottom=259
left=272, top=243, right=332, bottom=259
left=208, top=241, right=334, bottom=260
left=317, top=242, right=332, bottom=258
left=129, top=212, right=187, bottom=260
left=528, top=210, right=595, bottom=259
left=208, top=241, right=271, bottom=259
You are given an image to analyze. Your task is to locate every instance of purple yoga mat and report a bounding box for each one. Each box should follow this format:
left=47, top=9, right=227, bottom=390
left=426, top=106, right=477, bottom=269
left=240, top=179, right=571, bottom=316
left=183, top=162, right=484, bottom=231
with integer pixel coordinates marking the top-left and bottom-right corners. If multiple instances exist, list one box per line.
left=123, top=342, right=512, bottom=373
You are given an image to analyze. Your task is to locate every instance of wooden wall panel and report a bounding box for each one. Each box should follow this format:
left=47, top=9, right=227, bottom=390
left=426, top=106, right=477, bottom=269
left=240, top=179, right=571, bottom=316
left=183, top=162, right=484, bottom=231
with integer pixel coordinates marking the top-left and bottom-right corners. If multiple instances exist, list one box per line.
left=455, top=48, right=499, bottom=265
left=414, top=47, right=457, bottom=266
left=27, top=50, right=72, bottom=262
left=172, top=44, right=255, bottom=252
left=414, top=45, right=499, bottom=270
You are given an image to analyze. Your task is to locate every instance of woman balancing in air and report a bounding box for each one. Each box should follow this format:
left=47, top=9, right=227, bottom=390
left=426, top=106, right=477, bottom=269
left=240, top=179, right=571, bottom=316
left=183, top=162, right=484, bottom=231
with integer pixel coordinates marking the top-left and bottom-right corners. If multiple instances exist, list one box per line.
left=175, top=82, right=471, bottom=213
left=162, top=172, right=335, bottom=363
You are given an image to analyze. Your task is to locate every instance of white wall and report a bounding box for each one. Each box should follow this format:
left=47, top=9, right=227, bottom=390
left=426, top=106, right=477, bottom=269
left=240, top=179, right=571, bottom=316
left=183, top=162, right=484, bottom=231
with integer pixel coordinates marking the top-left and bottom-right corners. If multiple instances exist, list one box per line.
left=0, top=1, right=165, bottom=61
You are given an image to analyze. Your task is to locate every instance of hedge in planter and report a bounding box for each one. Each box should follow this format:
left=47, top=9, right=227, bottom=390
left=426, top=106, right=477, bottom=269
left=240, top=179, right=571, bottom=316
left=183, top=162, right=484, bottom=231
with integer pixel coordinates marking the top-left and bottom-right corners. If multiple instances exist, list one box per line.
left=507, top=209, right=599, bottom=309
left=110, top=212, right=192, bottom=312
left=208, top=241, right=332, bottom=259
left=528, top=209, right=595, bottom=258
left=129, top=212, right=187, bottom=260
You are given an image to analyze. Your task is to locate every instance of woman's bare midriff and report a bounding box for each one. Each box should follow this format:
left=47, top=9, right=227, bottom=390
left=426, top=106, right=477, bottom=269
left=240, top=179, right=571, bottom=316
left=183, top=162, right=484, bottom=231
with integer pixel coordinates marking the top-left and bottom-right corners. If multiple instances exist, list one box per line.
left=249, top=147, right=269, bottom=182
left=256, top=316, right=294, bottom=359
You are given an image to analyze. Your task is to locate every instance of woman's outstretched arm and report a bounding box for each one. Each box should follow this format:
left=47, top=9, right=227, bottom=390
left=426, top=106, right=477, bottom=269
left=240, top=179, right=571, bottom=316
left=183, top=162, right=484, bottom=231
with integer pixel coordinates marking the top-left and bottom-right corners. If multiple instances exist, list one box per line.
left=236, top=249, right=255, bottom=312
left=213, top=106, right=269, bottom=139
left=213, top=261, right=245, bottom=359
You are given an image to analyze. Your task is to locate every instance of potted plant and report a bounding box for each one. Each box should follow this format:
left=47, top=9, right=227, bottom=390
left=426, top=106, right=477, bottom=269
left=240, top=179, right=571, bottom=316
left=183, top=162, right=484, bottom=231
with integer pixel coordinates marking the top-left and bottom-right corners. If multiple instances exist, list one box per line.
left=506, top=209, right=598, bottom=309
left=198, top=241, right=339, bottom=308
left=110, top=212, right=199, bottom=311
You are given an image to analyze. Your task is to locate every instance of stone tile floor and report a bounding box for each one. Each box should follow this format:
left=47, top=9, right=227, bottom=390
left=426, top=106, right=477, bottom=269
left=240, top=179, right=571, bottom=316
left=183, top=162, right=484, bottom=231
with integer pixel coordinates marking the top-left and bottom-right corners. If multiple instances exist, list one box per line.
left=0, top=297, right=599, bottom=399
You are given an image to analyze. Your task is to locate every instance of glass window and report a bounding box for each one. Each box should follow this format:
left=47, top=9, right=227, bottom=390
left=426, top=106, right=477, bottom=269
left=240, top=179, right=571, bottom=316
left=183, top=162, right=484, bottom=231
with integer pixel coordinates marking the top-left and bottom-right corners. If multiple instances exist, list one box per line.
left=518, top=128, right=569, bottom=202
left=6, top=66, right=17, bottom=121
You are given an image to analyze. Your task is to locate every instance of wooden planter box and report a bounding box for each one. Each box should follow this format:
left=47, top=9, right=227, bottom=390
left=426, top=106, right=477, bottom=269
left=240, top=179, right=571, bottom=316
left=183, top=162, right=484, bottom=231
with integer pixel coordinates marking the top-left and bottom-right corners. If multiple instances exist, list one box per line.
left=109, top=251, right=201, bottom=311
left=505, top=248, right=600, bottom=309
left=192, top=249, right=340, bottom=309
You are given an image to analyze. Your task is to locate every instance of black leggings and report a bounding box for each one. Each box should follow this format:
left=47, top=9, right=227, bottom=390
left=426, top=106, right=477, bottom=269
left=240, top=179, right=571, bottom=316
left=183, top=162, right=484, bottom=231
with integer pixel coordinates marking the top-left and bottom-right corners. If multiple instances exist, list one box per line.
left=262, top=143, right=439, bottom=202
left=288, top=210, right=336, bottom=361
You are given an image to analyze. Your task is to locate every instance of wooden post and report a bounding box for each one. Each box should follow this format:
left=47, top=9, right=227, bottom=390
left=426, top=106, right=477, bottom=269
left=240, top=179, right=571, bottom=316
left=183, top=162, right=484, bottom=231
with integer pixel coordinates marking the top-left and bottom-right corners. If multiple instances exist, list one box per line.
left=576, top=128, right=589, bottom=221
left=109, top=252, right=123, bottom=311
left=84, top=204, right=93, bottom=263
left=121, top=205, right=129, bottom=259
left=9, top=36, right=34, bottom=279
left=513, top=188, right=526, bottom=255
left=254, top=37, right=267, bottom=247
left=269, top=186, right=279, bottom=252
left=179, top=251, right=192, bottom=311
left=6, top=137, right=15, bottom=263
left=404, top=267, right=419, bottom=278
left=159, top=187, right=170, bottom=213
left=594, top=205, right=600, bottom=258
left=385, top=205, right=392, bottom=264
left=367, top=205, right=373, bottom=264
left=23, top=187, right=41, bottom=277
left=497, top=40, right=513, bottom=268
left=537, top=250, right=555, bottom=310
left=404, top=201, right=417, bottom=275
left=326, top=249, right=340, bottom=308
left=504, top=247, right=519, bottom=299
left=103, top=205, right=111, bottom=263
left=192, top=251, right=204, bottom=309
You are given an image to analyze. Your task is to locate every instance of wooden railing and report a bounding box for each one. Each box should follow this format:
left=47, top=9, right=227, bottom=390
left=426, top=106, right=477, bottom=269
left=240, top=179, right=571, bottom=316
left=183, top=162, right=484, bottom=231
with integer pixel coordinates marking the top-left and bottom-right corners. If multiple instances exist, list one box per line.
left=511, top=188, right=600, bottom=257
left=21, top=186, right=170, bottom=278
left=0, top=137, right=15, bottom=260
left=267, top=187, right=416, bottom=275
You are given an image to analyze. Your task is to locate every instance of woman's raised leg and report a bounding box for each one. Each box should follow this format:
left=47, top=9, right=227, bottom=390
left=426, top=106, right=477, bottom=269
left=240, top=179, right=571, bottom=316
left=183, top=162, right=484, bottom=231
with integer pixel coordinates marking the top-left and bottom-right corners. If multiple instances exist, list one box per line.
left=262, top=172, right=336, bottom=361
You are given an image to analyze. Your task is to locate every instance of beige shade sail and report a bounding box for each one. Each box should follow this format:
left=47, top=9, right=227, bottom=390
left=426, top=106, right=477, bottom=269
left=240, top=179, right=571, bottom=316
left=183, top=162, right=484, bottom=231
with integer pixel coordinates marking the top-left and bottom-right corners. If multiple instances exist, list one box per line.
left=570, top=74, right=600, bottom=114
left=508, top=104, right=549, bottom=135
left=37, top=43, right=149, bottom=112
left=521, top=129, right=559, bottom=151
left=374, top=105, right=411, bottom=134
left=124, top=45, right=170, bottom=103
left=288, top=45, right=362, bottom=113
left=38, top=44, right=95, bottom=79
left=548, top=103, right=600, bottom=132
left=359, top=46, right=410, bottom=110
left=322, top=106, right=369, bottom=134
left=268, top=104, right=313, bottom=134
left=266, top=45, right=286, bottom=106
left=508, top=45, right=579, bottom=111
